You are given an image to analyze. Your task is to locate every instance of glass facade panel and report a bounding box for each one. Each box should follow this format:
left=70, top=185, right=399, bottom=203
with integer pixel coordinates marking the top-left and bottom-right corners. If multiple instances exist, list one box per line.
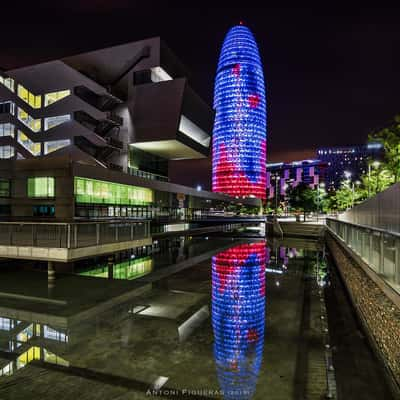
left=0, top=145, right=14, bottom=159
left=44, top=139, right=70, bottom=155
left=0, top=179, right=10, bottom=197
left=74, top=177, right=153, bottom=206
left=0, top=76, right=15, bottom=92
left=0, top=123, right=14, bottom=137
left=44, top=114, right=70, bottom=131
left=27, top=177, right=55, bottom=198
left=0, top=101, right=15, bottom=115
left=44, top=90, right=71, bottom=106
left=17, top=108, right=41, bottom=132
left=17, top=84, right=41, bottom=108
left=18, top=131, right=41, bottom=156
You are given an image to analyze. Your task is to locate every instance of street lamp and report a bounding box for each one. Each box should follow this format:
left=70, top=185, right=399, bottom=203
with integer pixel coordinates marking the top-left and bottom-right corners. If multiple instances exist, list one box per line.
left=368, top=161, right=380, bottom=197
left=316, top=182, right=325, bottom=221
left=271, top=173, right=280, bottom=215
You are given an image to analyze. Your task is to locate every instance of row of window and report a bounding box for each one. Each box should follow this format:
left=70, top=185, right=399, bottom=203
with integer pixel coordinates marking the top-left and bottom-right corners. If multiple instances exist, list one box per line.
left=0, top=75, right=71, bottom=108
left=17, top=107, right=70, bottom=133
left=0, top=101, right=71, bottom=133
left=16, top=135, right=71, bottom=157
left=0, top=139, right=70, bottom=159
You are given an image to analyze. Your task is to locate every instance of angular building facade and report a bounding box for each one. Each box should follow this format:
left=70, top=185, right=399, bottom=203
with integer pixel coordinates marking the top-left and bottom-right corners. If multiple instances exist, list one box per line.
left=0, top=38, right=259, bottom=221
left=212, top=25, right=267, bottom=199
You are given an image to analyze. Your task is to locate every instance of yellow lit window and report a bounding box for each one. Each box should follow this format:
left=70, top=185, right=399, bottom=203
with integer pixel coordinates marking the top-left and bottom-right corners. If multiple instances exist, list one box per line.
left=18, top=131, right=41, bottom=156
left=0, top=76, right=15, bottom=92
left=17, top=85, right=41, bottom=108
left=44, top=90, right=71, bottom=106
left=17, top=108, right=41, bottom=132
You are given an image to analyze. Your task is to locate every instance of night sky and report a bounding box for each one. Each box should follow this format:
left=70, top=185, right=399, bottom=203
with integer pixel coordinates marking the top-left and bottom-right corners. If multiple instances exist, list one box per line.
left=2, top=3, right=399, bottom=189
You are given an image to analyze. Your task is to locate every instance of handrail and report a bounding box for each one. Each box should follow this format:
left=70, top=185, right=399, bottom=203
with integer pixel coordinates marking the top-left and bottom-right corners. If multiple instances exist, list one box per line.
left=326, top=217, right=400, bottom=239
left=0, top=220, right=151, bottom=249
left=0, top=219, right=150, bottom=226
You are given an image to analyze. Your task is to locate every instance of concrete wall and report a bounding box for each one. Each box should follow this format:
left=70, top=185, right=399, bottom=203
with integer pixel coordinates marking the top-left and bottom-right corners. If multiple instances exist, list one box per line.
left=327, top=234, right=400, bottom=390
left=339, top=183, right=400, bottom=233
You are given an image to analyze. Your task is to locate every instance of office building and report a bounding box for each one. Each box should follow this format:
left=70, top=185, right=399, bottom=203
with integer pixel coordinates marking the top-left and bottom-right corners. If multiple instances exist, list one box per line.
left=316, top=143, right=384, bottom=190
left=212, top=24, right=267, bottom=199
left=266, top=159, right=327, bottom=200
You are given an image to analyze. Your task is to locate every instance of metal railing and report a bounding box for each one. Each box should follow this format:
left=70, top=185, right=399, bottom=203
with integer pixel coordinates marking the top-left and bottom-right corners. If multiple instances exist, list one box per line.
left=326, top=218, right=400, bottom=292
left=0, top=220, right=150, bottom=249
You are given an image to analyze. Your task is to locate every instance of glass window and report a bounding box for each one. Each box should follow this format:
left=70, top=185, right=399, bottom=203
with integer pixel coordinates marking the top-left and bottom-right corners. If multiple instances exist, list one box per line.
left=33, top=205, right=55, bottom=217
left=27, top=177, right=55, bottom=198
left=0, top=76, right=15, bottom=92
left=44, top=139, right=70, bottom=155
left=18, top=131, right=41, bottom=156
left=0, top=179, right=10, bottom=197
left=44, top=90, right=71, bottom=106
left=0, top=101, right=15, bottom=115
left=0, top=145, right=14, bottom=159
left=17, top=108, right=41, bottom=132
left=0, top=123, right=14, bottom=137
left=74, top=177, right=153, bottom=205
left=44, top=114, right=70, bottom=131
left=17, top=85, right=41, bottom=108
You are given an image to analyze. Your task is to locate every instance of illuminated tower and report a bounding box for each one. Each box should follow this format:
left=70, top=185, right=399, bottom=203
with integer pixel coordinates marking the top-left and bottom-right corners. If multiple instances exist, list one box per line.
left=212, top=242, right=266, bottom=399
left=212, top=24, right=267, bottom=199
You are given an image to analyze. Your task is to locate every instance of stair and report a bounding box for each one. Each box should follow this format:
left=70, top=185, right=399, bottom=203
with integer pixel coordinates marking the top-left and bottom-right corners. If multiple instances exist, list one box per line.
left=279, top=222, right=325, bottom=238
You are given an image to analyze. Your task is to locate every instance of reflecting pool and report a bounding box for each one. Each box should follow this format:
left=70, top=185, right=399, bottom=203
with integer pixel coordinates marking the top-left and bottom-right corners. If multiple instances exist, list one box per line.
left=0, top=237, right=327, bottom=399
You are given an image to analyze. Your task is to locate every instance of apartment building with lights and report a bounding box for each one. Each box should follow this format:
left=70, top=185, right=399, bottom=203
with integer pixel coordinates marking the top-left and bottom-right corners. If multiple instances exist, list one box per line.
left=316, top=143, right=384, bottom=190
left=266, top=159, right=327, bottom=200
left=0, top=38, right=259, bottom=222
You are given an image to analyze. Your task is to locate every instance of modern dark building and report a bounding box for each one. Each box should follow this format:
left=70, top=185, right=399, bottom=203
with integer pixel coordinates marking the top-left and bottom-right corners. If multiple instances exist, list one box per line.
left=316, top=143, right=384, bottom=190
left=0, top=38, right=259, bottom=223
left=266, top=159, right=327, bottom=200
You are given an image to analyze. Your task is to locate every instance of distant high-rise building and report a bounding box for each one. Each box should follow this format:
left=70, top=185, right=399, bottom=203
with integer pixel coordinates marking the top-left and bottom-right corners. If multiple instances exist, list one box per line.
left=266, top=159, right=327, bottom=200
left=316, top=143, right=384, bottom=189
left=212, top=24, right=267, bottom=199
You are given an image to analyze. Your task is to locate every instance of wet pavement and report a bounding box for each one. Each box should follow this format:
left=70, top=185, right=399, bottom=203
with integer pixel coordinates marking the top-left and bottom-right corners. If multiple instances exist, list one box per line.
left=0, top=236, right=394, bottom=399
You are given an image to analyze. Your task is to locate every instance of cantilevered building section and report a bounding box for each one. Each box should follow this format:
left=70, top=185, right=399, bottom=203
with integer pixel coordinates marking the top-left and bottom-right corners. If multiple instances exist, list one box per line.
left=212, top=24, right=267, bottom=199
left=0, top=38, right=260, bottom=221
left=0, top=38, right=212, bottom=181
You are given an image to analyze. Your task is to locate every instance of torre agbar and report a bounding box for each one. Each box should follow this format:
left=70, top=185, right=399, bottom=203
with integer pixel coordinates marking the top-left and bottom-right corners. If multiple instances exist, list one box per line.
left=212, top=24, right=267, bottom=199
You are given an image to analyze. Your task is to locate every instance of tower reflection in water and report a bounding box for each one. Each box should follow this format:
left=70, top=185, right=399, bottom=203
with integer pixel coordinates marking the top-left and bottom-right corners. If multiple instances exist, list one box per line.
left=212, top=241, right=266, bottom=399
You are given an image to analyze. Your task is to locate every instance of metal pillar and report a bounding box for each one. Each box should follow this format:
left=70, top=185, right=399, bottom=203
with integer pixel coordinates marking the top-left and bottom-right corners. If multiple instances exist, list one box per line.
left=107, top=256, right=114, bottom=280
left=48, top=261, right=56, bottom=295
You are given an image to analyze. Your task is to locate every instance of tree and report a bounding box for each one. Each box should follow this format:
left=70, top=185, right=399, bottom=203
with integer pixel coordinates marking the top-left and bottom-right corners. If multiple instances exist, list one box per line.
left=287, top=183, right=320, bottom=221
left=369, top=114, right=400, bottom=183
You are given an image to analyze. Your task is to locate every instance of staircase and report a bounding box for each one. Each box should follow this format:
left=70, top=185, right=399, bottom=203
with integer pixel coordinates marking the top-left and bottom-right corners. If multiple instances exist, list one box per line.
left=278, top=222, right=325, bottom=238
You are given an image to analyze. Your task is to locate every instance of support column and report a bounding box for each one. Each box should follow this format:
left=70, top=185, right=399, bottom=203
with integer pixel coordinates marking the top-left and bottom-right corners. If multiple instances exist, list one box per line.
left=48, top=261, right=56, bottom=295
left=107, top=256, right=114, bottom=280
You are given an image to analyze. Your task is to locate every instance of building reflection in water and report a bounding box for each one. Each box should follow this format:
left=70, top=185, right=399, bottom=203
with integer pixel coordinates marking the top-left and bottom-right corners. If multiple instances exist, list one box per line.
left=212, top=241, right=266, bottom=399
left=0, top=317, right=69, bottom=376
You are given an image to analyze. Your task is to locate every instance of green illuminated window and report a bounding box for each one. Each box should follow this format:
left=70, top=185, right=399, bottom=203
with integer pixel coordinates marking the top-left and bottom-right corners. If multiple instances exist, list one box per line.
left=0, top=179, right=10, bottom=197
left=74, top=177, right=153, bottom=205
left=27, top=177, right=55, bottom=198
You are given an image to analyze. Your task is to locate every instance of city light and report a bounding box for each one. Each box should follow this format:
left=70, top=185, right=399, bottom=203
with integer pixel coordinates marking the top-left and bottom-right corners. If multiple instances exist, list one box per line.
left=212, top=242, right=266, bottom=398
left=212, top=25, right=266, bottom=199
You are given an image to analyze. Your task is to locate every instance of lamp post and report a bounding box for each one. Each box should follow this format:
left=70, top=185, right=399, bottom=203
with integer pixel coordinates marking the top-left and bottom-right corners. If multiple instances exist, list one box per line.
left=344, top=171, right=352, bottom=209
left=316, top=182, right=325, bottom=222
left=271, top=173, right=280, bottom=215
left=368, top=161, right=380, bottom=197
